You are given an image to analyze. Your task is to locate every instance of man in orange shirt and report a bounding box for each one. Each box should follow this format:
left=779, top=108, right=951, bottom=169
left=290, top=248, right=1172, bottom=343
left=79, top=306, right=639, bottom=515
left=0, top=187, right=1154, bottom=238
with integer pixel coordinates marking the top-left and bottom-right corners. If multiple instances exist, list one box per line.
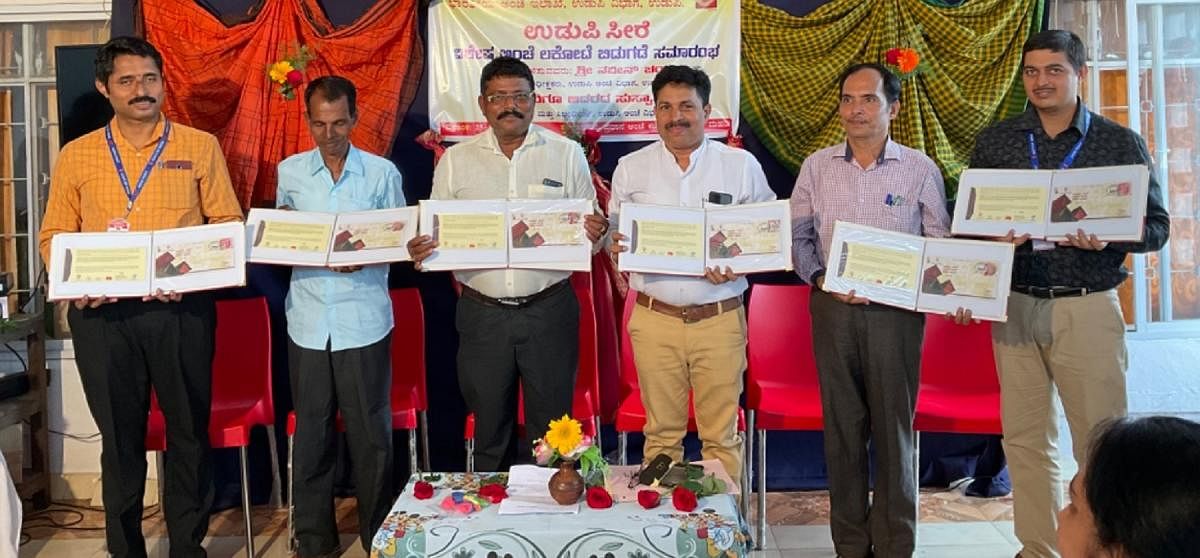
left=39, top=36, right=242, bottom=558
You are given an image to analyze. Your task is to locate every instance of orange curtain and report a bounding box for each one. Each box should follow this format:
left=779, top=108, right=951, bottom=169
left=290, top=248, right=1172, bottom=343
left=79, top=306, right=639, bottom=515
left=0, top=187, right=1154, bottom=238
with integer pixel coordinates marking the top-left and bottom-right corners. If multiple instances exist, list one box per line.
left=143, top=0, right=423, bottom=209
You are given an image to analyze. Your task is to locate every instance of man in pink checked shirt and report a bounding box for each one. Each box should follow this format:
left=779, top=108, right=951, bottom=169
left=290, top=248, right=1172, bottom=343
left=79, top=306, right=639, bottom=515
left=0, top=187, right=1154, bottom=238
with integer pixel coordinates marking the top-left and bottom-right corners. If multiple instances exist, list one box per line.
left=790, top=63, right=951, bottom=558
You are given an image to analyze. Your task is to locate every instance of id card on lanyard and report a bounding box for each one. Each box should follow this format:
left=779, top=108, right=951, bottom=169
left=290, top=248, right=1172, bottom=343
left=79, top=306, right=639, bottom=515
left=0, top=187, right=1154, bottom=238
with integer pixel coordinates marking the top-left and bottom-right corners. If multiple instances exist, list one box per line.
left=1027, top=111, right=1089, bottom=251
left=105, top=119, right=172, bottom=232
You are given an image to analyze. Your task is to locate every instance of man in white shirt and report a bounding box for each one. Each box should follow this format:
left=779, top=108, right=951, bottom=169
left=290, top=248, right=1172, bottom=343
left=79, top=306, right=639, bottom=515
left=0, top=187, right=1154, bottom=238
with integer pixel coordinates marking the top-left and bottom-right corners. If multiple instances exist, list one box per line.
left=609, top=66, right=775, bottom=482
left=1, top=449, right=18, bottom=558
left=407, top=57, right=606, bottom=471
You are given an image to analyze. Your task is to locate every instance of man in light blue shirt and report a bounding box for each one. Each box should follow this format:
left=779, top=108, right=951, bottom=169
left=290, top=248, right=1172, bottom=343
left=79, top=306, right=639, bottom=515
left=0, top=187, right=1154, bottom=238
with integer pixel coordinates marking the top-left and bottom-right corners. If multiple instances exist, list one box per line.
left=277, top=76, right=404, bottom=558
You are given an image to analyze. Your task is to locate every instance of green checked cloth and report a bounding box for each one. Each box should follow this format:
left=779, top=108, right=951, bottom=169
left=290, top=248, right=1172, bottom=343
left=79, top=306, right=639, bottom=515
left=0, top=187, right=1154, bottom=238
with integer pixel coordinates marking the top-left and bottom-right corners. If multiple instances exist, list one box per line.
left=741, top=0, right=1044, bottom=197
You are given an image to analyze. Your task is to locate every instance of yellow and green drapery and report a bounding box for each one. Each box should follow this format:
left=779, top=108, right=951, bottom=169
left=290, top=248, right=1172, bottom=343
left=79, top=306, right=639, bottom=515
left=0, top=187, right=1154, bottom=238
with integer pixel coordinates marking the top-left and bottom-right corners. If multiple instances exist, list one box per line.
left=741, top=0, right=1043, bottom=196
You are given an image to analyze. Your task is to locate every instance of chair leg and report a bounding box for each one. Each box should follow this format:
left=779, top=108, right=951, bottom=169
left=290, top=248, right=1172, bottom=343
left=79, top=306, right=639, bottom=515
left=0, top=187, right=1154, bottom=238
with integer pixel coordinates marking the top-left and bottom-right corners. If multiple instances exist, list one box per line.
left=465, top=437, right=475, bottom=473
left=287, top=434, right=295, bottom=554
left=239, top=446, right=255, bottom=558
left=617, top=432, right=627, bottom=466
left=408, top=429, right=419, bottom=475
left=914, top=431, right=921, bottom=546
left=265, top=425, right=282, bottom=508
left=742, top=410, right=754, bottom=521
left=593, top=416, right=603, bottom=456
left=756, top=428, right=767, bottom=551
left=418, top=411, right=431, bottom=472
left=155, top=451, right=166, bottom=509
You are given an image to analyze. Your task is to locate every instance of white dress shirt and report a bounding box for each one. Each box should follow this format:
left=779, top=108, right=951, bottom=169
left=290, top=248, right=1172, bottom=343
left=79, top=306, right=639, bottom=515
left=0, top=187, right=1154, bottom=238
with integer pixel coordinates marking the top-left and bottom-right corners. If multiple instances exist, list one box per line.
left=431, top=124, right=596, bottom=298
left=609, top=139, right=776, bottom=306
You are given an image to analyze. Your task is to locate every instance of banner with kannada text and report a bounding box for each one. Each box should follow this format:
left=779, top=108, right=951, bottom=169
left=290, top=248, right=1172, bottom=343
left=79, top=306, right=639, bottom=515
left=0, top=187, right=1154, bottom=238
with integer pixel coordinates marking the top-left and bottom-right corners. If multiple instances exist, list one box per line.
left=428, top=0, right=739, bottom=141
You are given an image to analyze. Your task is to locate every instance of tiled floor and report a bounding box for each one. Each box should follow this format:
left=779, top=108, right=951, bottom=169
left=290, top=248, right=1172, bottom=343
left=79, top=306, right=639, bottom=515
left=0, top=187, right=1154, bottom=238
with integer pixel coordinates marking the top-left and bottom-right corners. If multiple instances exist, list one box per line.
left=20, top=487, right=1023, bottom=557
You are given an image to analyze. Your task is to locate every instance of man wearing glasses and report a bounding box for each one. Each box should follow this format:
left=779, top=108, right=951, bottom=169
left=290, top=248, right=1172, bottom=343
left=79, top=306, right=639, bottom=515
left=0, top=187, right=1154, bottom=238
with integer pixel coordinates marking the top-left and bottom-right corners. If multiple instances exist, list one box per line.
left=407, top=57, right=606, bottom=471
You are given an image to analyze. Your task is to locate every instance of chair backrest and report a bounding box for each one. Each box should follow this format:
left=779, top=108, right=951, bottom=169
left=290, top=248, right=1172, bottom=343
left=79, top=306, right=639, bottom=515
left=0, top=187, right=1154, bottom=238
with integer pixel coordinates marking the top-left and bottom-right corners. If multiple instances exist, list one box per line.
left=745, top=284, right=820, bottom=406
left=919, top=318, right=998, bottom=394
left=390, top=288, right=427, bottom=411
left=618, top=290, right=639, bottom=399
left=211, top=297, right=273, bottom=422
left=570, top=272, right=600, bottom=416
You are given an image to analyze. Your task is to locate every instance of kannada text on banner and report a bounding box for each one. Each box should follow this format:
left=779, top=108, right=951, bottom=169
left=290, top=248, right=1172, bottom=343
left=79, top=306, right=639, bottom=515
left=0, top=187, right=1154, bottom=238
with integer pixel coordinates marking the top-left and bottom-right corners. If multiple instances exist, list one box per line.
left=428, top=0, right=739, bottom=141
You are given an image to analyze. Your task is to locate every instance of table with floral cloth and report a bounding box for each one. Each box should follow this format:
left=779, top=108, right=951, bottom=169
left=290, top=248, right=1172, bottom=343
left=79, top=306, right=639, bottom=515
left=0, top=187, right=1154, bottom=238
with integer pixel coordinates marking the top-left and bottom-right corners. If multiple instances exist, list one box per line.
left=370, top=472, right=750, bottom=558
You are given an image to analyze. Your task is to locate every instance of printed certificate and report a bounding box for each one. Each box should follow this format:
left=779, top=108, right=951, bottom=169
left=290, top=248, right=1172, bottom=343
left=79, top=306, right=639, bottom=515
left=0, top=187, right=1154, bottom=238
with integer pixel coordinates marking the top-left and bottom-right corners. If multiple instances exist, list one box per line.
left=508, top=199, right=592, bottom=271
left=617, top=204, right=706, bottom=275
left=246, top=208, right=336, bottom=266
left=706, top=201, right=793, bottom=274
left=954, top=165, right=1148, bottom=241
left=418, top=199, right=508, bottom=270
left=825, top=221, right=1014, bottom=320
left=49, top=222, right=248, bottom=300
left=327, top=207, right=419, bottom=266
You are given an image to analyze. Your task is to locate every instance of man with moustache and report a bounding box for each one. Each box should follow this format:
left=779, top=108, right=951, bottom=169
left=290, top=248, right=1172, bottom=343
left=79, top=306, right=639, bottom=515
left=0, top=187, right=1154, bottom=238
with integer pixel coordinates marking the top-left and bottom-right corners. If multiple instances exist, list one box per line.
left=407, top=57, right=605, bottom=472
left=790, top=63, right=950, bottom=558
left=608, top=65, right=775, bottom=483
left=967, top=30, right=1169, bottom=558
left=277, top=76, right=404, bottom=557
left=39, top=36, right=243, bottom=557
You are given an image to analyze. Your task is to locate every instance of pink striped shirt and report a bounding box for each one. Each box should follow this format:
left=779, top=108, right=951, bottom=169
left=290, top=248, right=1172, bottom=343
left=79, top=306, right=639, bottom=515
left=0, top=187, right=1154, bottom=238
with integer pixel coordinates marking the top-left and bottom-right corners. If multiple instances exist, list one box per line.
left=790, top=140, right=950, bottom=284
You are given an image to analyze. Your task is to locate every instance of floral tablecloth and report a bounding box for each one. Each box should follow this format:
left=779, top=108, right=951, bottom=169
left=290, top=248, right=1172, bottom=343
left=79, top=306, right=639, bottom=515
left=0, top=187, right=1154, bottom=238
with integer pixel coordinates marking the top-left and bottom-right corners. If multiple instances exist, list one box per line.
left=370, top=473, right=749, bottom=558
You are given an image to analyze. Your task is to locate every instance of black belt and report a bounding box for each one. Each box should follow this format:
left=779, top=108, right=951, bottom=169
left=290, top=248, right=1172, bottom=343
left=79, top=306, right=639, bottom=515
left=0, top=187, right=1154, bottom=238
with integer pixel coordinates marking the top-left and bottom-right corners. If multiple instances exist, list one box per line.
left=460, top=279, right=569, bottom=308
left=1013, top=285, right=1090, bottom=299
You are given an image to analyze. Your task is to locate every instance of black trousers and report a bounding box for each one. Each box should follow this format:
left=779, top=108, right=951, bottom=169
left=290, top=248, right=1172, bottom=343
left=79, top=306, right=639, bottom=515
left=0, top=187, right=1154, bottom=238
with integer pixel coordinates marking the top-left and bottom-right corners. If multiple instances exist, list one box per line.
left=810, top=289, right=924, bottom=558
left=456, top=281, right=578, bottom=472
left=288, top=334, right=393, bottom=557
left=68, top=295, right=216, bottom=558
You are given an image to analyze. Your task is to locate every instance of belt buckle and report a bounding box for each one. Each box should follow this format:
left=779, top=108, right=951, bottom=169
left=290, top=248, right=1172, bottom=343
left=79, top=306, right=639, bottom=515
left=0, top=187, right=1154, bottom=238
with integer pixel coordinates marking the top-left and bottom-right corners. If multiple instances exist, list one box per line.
left=681, top=306, right=699, bottom=324
left=497, top=297, right=522, bottom=307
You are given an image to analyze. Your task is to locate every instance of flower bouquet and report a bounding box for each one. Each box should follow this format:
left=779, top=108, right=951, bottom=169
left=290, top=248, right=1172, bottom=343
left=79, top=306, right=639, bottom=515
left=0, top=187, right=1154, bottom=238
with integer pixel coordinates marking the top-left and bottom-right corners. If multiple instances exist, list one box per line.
left=533, top=414, right=609, bottom=505
left=267, top=44, right=314, bottom=100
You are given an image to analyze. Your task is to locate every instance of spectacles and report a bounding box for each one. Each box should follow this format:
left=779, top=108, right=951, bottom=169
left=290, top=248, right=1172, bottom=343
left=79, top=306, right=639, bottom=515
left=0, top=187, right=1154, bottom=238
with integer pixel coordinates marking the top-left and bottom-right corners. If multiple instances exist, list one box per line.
left=485, top=92, right=534, bottom=106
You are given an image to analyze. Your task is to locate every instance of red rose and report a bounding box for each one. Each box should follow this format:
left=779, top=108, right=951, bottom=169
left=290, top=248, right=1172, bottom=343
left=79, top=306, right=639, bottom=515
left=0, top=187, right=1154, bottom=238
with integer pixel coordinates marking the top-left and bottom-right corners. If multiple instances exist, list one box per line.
left=286, top=69, right=304, bottom=86
left=585, top=486, right=613, bottom=509
left=672, top=486, right=698, bottom=512
left=885, top=48, right=901, bottom=65
left=413, top=481, right=434, bottom=500
left=478, top=483, right=508, bottom=504
left=582, top=129, right=601, bottom=144
left=637, top=489, right=661, bottom=509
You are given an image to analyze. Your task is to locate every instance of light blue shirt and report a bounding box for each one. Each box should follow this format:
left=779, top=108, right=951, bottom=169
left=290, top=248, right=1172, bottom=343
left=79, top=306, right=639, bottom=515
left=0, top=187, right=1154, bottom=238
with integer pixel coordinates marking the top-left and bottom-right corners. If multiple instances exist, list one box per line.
left=277, top=145, right=405, bottom=351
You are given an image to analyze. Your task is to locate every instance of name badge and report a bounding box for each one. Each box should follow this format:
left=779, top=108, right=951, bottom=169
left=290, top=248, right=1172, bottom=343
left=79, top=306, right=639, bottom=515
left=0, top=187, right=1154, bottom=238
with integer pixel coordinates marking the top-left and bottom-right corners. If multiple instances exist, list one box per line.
left=160, top=160, right=193, bottom=170
left=107, top=218, right=130, bottom=233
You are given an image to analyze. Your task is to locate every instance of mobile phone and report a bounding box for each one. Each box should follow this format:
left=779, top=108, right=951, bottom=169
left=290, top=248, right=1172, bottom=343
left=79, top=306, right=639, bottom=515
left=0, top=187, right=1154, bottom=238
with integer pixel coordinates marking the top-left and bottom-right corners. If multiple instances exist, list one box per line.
left=638, top=453, right=674, bottom=486
left=708, top=191, right=733, bottom=205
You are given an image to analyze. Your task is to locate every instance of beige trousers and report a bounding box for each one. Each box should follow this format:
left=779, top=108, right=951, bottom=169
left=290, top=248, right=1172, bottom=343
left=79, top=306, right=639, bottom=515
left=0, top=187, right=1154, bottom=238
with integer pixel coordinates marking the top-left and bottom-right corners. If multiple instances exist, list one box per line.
left=993, top=290, right=1128, bottom=558
left=627, top=303, right=747, bottom=481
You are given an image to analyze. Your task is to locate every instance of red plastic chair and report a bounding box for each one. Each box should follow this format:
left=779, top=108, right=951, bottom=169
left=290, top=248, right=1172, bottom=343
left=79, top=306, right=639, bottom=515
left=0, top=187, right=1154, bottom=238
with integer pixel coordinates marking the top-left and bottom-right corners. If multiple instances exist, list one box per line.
left=285, top=288, right=430, bottom=552
left=744, top=284, right=824, bottom=548
left=913, top=319, right=1001, bottom=435
left=146, top=297, right=279, bottom=558
left=613, top=290, right=750, bottom=507
left=463, top=272, right=602, bottom=471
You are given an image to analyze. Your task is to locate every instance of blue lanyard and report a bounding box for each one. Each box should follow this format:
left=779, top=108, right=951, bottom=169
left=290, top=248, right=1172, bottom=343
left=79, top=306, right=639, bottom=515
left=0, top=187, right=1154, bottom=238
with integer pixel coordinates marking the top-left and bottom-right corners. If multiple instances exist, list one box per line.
left=104, top=119, right=172, bottom=213
left=1027, top=110, right=1089, bottom=170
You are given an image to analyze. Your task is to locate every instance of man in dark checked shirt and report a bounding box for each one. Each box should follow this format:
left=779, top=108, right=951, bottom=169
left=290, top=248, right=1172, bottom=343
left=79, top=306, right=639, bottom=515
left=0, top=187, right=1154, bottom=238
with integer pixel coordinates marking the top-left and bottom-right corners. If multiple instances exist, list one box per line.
left=966, top=30, right=1169, bottom=558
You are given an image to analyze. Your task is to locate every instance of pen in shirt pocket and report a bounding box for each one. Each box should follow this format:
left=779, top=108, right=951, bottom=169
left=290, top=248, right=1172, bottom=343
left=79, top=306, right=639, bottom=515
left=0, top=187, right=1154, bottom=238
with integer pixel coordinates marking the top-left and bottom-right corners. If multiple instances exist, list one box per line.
left=884, top=193, right=905, bottom=207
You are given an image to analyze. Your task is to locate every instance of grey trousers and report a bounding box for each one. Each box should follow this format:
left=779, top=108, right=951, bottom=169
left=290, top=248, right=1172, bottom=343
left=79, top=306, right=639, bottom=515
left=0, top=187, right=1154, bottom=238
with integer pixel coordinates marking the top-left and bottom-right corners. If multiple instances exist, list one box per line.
left=810, top=289, right=924, bottom=558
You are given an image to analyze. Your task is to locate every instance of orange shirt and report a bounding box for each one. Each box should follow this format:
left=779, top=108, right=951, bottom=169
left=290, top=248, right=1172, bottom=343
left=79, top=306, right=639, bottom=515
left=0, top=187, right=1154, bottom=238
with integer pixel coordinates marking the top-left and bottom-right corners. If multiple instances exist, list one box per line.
left=39, top=117, right=244, bottom=267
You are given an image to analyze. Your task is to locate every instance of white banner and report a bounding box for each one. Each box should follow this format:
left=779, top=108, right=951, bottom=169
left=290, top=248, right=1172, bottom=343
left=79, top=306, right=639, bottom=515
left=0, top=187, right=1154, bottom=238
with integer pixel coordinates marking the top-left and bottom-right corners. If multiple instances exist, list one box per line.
left=428, top=0, right=740, bottom=142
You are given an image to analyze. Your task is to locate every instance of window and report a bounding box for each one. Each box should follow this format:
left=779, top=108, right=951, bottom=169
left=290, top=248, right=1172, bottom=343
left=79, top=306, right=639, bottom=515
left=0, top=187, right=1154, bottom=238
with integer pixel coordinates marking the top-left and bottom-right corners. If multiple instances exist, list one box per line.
left=1053, top=0, right=1200, bottom=336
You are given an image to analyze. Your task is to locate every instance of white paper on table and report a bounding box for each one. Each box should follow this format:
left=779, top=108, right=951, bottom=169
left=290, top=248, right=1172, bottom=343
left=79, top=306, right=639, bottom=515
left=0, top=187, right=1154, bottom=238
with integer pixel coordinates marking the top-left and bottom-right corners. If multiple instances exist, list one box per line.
left=914, top=237, right=1014, bottom=322
left=48, top=232, right=154, bottom=301
left=705, top=200, right=793, bottom=274
left=953, top=169, right=1053, bottom=239
left=418, top=199, right=508, bottom=271
left=617, top=203, right=706, bottom=276
left=246, top=208, right=337, bottom=266
left=507, top=198, right=592, bottom=271
left=823, top=221, right=924, bottom=310
left=496, top=465, right=579, bottom=515
left=151, top=222, right=247, bottom=294
left=1043, top=165, right=1148, bottom=242
left=326, top=207, right=419, bottom=266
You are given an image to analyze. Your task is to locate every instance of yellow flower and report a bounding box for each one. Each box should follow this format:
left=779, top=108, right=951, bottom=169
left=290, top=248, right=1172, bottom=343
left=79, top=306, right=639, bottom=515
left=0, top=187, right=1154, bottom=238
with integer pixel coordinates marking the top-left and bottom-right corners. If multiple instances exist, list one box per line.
left=544, top=414, right=582, bottom=456
left=268, top=61, right=295, bottom=84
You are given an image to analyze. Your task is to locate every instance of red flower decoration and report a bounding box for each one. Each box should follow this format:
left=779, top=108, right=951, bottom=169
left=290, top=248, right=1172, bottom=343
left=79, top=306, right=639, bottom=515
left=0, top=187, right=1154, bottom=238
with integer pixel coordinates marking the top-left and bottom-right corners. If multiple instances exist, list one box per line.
left=413, top=481, right=434, bottom=500
left=585, top=486, right=613, bottom=509
left=478, top=483, right=508, bottom=504
left=672, top=486, right=698, bottom=512
left=286, top=69, right=304, bottom=86
left=885, top=48, right=901, bottom=65
left=582, top=129, right=601, bottom=144
left=637, top=489, right=661, bottom=509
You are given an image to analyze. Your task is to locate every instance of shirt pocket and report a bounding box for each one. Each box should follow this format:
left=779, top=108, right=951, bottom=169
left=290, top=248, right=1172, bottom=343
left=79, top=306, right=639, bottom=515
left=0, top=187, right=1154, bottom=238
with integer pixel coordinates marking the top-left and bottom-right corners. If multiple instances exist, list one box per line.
left=334, top=189, right=378, bottom=211
left=528, top=182, right=566, bottom=200
left=155, top=168, right=200, bottom=209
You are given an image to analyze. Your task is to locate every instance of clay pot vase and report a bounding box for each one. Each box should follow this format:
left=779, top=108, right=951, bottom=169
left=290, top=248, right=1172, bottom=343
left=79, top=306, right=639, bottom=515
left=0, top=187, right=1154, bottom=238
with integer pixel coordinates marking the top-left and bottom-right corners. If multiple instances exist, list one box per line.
left=548, top=459, right=584, bottom=505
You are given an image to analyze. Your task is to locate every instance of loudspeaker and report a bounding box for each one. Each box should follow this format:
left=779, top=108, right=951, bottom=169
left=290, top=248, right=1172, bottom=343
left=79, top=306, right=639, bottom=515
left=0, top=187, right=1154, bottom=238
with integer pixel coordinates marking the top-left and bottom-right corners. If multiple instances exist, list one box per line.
left=55, top=44, right=112, bottom=146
